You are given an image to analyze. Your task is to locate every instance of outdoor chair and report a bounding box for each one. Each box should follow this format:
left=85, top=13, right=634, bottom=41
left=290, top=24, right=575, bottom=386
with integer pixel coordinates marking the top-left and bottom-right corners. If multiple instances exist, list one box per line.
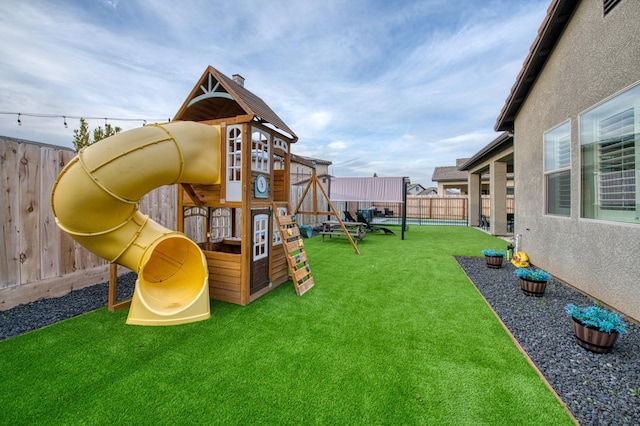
left=384, top=207, right=394, bottom=217
left=479, top=214, right=490, bottom=230
left=356, top=211, right=395, bottom=235
left=344, top=211, right=357, bottom=222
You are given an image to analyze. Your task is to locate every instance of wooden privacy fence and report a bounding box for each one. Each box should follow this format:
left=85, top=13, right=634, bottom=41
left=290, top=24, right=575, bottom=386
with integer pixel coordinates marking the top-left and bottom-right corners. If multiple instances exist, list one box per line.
left=1, top=136, right=516, bottom=310
left=0, top=136, right=176, bottom=310
left=406, top=196, right=467, bottom=219
left=342, top=195, right=514, bottom=225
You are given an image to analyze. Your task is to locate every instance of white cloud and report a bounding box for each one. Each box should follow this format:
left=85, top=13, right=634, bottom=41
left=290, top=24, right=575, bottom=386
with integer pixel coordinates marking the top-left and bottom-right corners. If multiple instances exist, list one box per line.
left=328, top=141, right=347, bottom=150
left=0, top=0, right=548, bottom=186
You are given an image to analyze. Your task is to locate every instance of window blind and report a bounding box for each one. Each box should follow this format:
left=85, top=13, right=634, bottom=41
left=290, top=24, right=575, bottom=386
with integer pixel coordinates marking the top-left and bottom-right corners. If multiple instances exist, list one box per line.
left=598, top=108, right=636, bottom=210
left=604, top=0, right=622, bottom=15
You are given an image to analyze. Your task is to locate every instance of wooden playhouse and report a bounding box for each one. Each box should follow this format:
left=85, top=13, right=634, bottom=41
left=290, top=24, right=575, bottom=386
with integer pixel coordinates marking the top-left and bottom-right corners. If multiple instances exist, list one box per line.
left=171, top=66, right=308, bottom=305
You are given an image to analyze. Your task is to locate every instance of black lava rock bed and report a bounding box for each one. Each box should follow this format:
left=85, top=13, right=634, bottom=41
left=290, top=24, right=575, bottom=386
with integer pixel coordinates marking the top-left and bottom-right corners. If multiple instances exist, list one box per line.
left=1, top=261, right=639, bottom=425
left=457, top=256, right=640, bottom=426
left=0, top=272, right=136, bottom=342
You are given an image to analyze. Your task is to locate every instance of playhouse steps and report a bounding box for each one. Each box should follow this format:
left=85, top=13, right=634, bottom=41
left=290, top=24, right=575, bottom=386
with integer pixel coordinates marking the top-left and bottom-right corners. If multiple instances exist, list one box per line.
left=273, top=209, right=314, bottom=296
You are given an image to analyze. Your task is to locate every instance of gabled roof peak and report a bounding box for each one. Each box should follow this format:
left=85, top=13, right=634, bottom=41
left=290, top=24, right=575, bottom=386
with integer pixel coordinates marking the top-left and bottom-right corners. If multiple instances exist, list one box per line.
left=173, top=66, right=297, bottom=142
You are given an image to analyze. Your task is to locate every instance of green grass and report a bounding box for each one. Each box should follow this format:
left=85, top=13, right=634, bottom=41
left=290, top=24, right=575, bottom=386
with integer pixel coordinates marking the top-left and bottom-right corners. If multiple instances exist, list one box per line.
left=0, top=227, right=573, bottom=425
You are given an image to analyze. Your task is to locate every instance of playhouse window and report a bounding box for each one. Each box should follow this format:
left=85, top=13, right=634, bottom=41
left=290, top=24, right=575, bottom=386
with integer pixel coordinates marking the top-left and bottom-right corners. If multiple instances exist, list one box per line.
left=227, top=125, right=242, bottom=181
left=274, top=138, right=288, bottom=153
left=581, top=82, right=639, bottom=223
left=251, top=128, right=270, bottom=172
left=209, top=208, right=232, bottom=241
left=253, top=214, right=269, bottom=260
left=544, top=120, right=571, bottom=216
left=272, top=207, right=288, bottom=245
left=273, top=154, right=285, bottom=170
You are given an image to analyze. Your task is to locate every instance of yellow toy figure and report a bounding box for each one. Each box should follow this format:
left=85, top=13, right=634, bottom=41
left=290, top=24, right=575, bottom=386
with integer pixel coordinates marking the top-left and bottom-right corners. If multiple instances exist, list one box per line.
left=511, top=252, right=530, bottom=268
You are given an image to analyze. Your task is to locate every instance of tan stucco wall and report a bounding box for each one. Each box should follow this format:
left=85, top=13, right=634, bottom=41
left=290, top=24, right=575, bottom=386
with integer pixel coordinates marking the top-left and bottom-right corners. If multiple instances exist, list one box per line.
left=513, top=1, right=640, bottom=321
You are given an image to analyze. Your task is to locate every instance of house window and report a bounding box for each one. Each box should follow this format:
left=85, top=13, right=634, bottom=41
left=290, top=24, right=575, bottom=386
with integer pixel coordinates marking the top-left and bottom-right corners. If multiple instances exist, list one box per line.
left=253, top=214, right=269, bottom=260
left=544, top=121, right=571, bottom=216
left=227, top=125, right=242, bottom=181
left=251, top=128, right=270, bottom=172
left=209, top=208, right=232, bottom=241
left=603, top=0, right=622, bottom=15
left=581, top=83, right=639, bottom=224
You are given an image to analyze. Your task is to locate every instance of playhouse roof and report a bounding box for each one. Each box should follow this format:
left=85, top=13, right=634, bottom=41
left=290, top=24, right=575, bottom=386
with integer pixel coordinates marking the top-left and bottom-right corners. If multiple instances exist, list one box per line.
left=173, top=65, right=298, bottom=142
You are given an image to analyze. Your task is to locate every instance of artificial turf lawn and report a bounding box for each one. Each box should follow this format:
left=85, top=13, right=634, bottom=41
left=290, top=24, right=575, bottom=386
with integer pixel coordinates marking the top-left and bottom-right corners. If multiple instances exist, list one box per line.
left=0, top=226, right=574, bottom=425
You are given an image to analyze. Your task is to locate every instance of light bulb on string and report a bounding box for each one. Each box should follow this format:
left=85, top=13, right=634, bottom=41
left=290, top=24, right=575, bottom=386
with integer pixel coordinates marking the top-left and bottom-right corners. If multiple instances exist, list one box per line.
left=63, top=116, right=68, bottom=128
left=17, top=113, right=22, bottom=126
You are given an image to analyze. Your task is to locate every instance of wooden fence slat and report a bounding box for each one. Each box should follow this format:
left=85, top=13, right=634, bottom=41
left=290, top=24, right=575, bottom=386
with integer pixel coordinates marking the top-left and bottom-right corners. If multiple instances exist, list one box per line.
left=59, top=150, right=77, bottom=275
left=40, top=147, right=61, bottom=279
left=18, top=142, right=41, bottom=284
left=0, top=139, right=20, bottom=288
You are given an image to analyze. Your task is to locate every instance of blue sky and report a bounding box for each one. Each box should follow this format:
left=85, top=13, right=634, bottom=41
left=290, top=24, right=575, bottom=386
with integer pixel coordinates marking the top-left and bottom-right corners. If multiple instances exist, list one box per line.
left=0, top=0, right=548, bottom=186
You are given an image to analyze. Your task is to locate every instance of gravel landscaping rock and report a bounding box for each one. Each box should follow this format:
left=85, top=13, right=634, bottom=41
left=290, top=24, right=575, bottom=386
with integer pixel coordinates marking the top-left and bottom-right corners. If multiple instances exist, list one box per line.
left=457, top=256, right=640, bottom=426
left=0, top=272, right=136, bottom=341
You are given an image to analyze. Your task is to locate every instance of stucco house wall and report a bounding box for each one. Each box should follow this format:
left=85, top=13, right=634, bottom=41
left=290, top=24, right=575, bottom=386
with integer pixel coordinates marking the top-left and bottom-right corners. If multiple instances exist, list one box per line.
left=514, top=1, right=640, bottom=320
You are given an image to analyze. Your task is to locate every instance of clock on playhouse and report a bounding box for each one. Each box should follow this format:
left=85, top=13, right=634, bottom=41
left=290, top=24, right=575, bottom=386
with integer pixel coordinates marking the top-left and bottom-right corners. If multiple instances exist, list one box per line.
left=254, top=174, right=268, bottom=198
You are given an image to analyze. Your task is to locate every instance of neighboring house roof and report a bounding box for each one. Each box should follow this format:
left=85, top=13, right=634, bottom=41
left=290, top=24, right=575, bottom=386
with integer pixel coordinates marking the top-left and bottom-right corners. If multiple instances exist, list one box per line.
left=173, top=65, right=298, bottom=141
left=458, top=132, right=513, bottom=171
left=432, top=165, right=467, bottom=182
left=407, top=183, right=425, bottom=192
left=418, top=187, right=438, bottom=195
left=455, top=158, right=469, bottom=168
left=290, top=154, right=332, bottom=166
left=291, top=173, right=333, bottom=185
left=495, top=0, right=579, bottom=131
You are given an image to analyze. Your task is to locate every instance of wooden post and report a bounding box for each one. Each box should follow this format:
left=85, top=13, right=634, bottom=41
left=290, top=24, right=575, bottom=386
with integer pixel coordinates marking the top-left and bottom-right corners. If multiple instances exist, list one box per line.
left=294, top=169, right=360, bottom=254
left=107, top=263, right=131, bottom=312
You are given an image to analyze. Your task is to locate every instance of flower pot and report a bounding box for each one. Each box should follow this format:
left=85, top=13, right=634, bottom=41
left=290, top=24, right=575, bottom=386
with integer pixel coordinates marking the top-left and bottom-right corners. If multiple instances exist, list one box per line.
left=519, top=277, right=547, bottom=297
left=485, top=255, right=504, bottom=269
left=571, top=317, right=619, bottom=353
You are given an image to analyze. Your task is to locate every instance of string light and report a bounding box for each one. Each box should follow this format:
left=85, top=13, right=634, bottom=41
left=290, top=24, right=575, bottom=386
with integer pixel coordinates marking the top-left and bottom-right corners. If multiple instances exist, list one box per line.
left=1, top=111, right=171, bottom=128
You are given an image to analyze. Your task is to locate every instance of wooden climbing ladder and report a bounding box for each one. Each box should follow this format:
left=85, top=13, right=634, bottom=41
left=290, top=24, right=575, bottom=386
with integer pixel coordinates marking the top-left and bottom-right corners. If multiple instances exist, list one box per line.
left=273, top=206, right=314, bottom=296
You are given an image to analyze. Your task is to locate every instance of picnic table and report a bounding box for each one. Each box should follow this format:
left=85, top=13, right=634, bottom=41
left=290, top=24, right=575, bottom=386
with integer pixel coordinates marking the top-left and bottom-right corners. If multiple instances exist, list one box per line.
left=320, top=221, right=367, bottom=244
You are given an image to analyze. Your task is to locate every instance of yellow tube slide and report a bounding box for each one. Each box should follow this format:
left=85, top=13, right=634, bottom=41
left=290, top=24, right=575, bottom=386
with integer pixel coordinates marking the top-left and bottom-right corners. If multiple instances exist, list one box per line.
left=51, top=121, right=221, bottom=325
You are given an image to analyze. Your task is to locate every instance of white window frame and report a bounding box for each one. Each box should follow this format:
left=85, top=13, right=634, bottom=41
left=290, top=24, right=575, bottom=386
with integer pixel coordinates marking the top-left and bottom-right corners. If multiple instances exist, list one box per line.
left=274, top=138, right=288, bottom=153
left=251, top=128, right=270, bottom=173
left=272, top=207, right=288, bottom=246
left=209, top=208, right=232, bottom=241
left=544, top=120, right=571, bottom=216
left=253, top=214, right=269, bottom=261
left=580, top=82, right=639, bottom=224
left=227, top=125, right=242, bottom=181
left=226, top=125, right=242, bottom=202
